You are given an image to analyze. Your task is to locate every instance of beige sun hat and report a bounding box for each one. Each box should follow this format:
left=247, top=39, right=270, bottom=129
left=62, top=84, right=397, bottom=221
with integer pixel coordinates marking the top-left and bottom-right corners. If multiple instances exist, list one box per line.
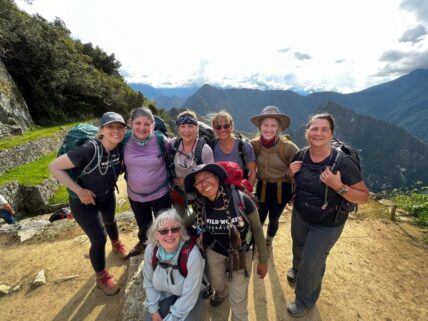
left=250, top=105, right=291, bottom=130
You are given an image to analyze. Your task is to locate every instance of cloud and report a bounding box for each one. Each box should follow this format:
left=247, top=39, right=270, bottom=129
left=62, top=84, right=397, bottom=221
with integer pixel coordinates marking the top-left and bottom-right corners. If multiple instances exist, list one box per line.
left=375, top=49, right=428, bottom=76
left=294, top=52, right=312, bottom=60
left=335, top=59, right=346, bottom=63
left=400, top=0, right=428, bottom=22
left=379, top=50, right=408, bottom=62
left=399, top=25, right=427, bottom=43
left=278, top=48, right=290, bottom=53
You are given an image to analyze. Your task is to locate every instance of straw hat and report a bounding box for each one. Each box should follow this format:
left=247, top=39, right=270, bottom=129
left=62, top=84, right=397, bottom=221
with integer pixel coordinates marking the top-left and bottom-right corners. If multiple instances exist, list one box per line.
left=250, top=106, right=291, bottom=130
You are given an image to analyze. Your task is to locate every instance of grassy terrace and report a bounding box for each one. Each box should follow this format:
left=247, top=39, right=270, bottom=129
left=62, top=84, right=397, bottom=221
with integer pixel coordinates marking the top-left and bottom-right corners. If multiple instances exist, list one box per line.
left=0, top=120, right=88, bottom=152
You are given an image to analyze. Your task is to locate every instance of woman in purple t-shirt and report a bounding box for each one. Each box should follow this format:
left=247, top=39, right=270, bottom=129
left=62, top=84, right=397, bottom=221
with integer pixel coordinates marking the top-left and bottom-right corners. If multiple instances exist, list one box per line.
left=123, top=107, right=172, bottom=257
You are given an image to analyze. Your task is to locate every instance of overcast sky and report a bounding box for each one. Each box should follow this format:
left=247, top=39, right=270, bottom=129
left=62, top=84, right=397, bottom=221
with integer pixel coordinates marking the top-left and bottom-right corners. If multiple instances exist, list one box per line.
left=17, top=0, right=428, bottom=93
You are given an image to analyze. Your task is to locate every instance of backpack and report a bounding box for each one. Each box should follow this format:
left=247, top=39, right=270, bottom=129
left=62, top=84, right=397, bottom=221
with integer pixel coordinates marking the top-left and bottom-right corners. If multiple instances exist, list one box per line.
left=251, top=134, right=292, bottom=166
left=57, top=124, right=108, bottom=195
left=57, top=124, right=99, bottom=158
left=296, top=138, right=361, bottom=222
left=49, top=207, right=73, bottom=222
left=120, top=129, right=171, bottom=196
left=154, top=115, right=169, bottom=137
left=152, top=237, right=213, bottom=298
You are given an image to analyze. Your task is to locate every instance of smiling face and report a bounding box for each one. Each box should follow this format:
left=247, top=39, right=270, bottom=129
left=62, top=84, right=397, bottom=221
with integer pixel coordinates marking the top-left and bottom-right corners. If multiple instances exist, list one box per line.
left=305, top=118, right=333, bottom=148
left=214, top=120, right=233, bottom=140
left=194, top=171, right=219, bottom=201
left=131, top=115, right=153, bottom=140
left=156, top=218, right=182, bottom=253
left=260, top=117, right=280, bottom=140
left=178, top=123, right=198, bottom=144
left=100, top=122, right=126, bottom=145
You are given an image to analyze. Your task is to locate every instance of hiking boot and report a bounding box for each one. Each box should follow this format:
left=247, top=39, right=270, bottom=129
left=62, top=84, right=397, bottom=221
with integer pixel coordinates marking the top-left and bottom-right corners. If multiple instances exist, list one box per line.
left=287, top=301, right=309, bottom=318
left=287, top=267, right=298, bottom=283
left=96, top=270, right=120, bottom=296
left=128, top=241, right=146, bottom=257
left=210, top=293, right=225, bottom=307
left=111, top=239, right=129, bottom=259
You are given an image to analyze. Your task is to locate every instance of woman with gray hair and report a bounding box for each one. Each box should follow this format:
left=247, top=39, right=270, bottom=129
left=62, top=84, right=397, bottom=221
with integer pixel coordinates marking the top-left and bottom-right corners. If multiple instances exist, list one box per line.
left=123, top=107, right=172, bottom=257
left=143, top=209, right=205, bottom=321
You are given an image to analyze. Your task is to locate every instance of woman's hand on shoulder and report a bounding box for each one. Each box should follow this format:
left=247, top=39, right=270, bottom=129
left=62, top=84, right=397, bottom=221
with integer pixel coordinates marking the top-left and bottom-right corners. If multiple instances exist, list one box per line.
left=320, top=167, right=342, bottom=190
left=288, top=160, right=303, bottom=178
left=257, top=262, right=268, bottom=279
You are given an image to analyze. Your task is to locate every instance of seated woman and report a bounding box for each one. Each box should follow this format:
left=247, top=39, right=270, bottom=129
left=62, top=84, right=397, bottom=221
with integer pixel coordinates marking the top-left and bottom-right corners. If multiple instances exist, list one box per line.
left=143, top=209, right=205, bottom=321
left=184, top=163, right=268, bottom=321
left=211, top=111, right=257, bottom=188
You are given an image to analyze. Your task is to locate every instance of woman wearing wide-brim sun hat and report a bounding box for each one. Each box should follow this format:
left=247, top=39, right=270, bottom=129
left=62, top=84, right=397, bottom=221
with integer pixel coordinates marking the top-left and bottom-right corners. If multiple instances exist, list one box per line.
left=250, top=106, right=299, bottom=254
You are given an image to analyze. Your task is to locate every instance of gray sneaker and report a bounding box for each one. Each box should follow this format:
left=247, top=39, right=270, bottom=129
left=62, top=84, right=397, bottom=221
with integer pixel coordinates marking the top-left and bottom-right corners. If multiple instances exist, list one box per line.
left=287, top=267, right=298, bottom=282
left=287, top=301, right=308, bottom=318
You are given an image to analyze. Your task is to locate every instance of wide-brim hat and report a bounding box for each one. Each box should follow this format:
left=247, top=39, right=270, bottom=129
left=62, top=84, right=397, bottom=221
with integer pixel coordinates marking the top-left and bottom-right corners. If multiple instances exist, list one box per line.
left=100, top=112, right=126, bottom=127
left=250, top=105, right=291, bottom=130
left=184, top=163, right=227, bottom=194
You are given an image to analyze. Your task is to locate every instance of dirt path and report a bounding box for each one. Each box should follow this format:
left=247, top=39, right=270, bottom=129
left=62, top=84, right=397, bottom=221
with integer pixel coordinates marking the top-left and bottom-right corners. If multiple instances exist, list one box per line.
left=0, top=201, right=427, bottom=321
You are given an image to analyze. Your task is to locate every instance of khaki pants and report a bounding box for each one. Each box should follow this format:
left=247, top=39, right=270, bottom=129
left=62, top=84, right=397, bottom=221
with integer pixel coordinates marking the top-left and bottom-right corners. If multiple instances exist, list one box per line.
left=206, top=249, right=253, bottom=321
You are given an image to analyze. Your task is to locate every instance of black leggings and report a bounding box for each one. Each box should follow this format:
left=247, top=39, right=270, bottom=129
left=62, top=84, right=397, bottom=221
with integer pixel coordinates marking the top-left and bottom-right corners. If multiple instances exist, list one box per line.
left=69, top=193, right=118, bottom=273
left=129, top=192, right=172, bottom=243
left=256, top=181, right=292, bottom=238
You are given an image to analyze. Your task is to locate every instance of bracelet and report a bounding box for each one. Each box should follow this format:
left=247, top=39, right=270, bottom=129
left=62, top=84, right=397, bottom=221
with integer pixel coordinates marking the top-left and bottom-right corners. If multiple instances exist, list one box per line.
left=335, top=184, right=349, bottom=196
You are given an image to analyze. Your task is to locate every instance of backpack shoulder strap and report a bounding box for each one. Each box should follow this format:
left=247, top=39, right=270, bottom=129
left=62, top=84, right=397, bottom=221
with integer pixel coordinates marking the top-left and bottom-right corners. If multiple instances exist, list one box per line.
left=251, top=137, right=261, bottom=157
left=177, top=239, right=196, bottom=277
left=80, top=140, right=101, bottom=177
left=237, top=139, right=247, bottom=170
left=194, top=137, right=206, bottom=165
left=154, top=130, right=166, bottom=158
left=230, top=186, right=250, bottom=226
left=152, top=245, right=159, bottom=270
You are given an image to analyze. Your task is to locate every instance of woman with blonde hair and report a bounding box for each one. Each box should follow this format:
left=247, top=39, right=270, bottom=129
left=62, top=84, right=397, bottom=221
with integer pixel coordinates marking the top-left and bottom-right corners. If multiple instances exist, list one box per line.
left=211, top=111, right=257, bottom=188
left=250, top=106, right=299, bottom=253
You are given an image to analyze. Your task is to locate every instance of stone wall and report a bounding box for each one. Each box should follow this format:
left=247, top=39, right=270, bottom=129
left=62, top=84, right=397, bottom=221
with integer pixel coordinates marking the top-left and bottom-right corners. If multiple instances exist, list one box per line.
left=0, top=58, right=33, bottom=137
left=0, top=179, right=61, bottom=219
left=0, top=130, right=66, bottom=174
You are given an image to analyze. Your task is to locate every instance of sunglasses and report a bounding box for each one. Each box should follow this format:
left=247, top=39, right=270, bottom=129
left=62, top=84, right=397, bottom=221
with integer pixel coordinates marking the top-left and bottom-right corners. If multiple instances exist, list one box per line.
left=193, top=174, right=216, bottom=189
left=214, top=123, right=231, bottom=130
left=158, top=226, right=181, bottom=235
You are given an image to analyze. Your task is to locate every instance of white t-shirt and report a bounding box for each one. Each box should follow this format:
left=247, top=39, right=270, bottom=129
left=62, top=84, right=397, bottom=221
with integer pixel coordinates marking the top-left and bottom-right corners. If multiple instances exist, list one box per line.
left=0, top=195, right=7, bottom=206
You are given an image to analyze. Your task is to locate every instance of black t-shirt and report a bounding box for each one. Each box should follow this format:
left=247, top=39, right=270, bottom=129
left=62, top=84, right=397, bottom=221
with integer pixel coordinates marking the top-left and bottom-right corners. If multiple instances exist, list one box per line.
left=67, top=140, right=122, bottom=198
left=203, top=190, right=256, bottom=257
left=293, top=148, right=362, bottom=225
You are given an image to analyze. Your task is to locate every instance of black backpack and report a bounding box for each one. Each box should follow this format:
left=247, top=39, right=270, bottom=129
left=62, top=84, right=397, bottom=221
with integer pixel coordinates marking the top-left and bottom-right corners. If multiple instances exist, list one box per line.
left=296, top=138, right=361, bottom=224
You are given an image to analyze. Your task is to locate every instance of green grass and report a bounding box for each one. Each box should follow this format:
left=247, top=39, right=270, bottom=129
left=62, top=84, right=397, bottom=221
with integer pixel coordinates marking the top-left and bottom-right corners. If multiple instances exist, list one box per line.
left=0, top=120, right=91, bottom=152
left=392, top=189, right=428, bottom=228
left=0, top=152, right=56, bottom=186
left=48, top=185, right=69, bottom=205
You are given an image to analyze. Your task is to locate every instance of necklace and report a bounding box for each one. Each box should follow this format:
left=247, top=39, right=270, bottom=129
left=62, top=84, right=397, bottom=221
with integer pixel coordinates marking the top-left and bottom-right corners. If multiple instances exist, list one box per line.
left=132, top=133, right=153, bottom=147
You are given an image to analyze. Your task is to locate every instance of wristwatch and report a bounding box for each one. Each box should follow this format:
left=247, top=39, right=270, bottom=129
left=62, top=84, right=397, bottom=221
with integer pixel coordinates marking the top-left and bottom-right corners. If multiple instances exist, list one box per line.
left=335, top=184, right=349, bottom=196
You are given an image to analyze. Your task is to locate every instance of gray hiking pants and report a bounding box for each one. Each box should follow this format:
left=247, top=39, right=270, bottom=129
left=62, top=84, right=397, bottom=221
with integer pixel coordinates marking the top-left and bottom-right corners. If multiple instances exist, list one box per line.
left=291, top=207, right=345, bottom=309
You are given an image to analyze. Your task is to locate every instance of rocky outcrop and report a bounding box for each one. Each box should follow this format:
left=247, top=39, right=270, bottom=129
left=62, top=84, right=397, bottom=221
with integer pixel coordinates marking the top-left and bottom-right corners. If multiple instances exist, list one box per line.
left=0, top=58, right=33, bottom=137
left=0, top=178, right=60, bottom=218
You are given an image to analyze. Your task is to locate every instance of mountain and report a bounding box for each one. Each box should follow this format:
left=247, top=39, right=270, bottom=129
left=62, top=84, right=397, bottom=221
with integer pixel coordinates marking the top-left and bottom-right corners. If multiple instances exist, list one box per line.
left=128, top=83, right=198, bottom=109
left=292, top=102, right=428, bottom=191
left=181, top=69, right=428, bottom=143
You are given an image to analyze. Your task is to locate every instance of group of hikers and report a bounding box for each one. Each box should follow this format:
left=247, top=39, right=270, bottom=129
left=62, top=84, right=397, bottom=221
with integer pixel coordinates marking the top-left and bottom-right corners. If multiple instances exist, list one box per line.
left=48, top=105, right=369, bottom=320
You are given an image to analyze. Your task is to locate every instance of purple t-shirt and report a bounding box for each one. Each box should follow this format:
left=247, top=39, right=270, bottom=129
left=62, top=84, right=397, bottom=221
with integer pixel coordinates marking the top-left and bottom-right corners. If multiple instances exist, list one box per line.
left=124, top=135, right=169, bottom=202
left=213, top=139, right=256, bottom=170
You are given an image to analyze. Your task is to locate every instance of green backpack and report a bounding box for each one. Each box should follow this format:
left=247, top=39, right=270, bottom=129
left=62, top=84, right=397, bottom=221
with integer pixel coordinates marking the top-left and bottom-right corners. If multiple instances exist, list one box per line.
left=57, top=124, right=103, bottom=197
